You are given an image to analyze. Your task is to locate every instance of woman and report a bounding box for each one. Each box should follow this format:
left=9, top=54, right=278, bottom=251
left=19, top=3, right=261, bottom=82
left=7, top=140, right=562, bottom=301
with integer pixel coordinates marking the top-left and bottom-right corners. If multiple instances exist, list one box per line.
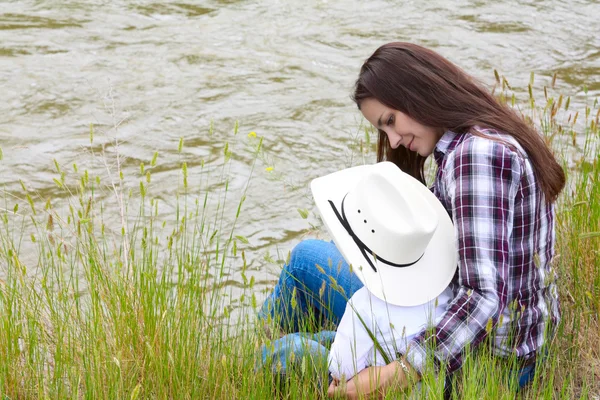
left=259, top=42, right=565, bottom=398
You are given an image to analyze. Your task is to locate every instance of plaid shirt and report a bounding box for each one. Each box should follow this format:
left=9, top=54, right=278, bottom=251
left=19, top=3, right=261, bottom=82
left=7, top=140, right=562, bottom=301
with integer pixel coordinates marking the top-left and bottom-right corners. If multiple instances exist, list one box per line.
left=405, top=128, right=560, bottom=375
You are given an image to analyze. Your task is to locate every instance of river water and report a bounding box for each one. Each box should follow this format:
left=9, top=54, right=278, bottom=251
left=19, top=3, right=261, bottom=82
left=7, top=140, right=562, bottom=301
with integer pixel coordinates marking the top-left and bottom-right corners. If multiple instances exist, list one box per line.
left=1, top=0, right=599, bottom=301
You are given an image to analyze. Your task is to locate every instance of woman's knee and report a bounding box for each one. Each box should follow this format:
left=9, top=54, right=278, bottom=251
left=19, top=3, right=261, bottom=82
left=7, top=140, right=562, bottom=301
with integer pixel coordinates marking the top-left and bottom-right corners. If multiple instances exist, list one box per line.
left=286, top=239, right=332, bottom=278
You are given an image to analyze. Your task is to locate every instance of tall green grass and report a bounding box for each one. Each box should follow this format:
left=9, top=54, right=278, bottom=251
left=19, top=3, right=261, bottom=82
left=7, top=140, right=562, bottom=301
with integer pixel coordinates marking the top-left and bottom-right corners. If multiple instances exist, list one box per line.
left=0, top=77, right=598, bottom=399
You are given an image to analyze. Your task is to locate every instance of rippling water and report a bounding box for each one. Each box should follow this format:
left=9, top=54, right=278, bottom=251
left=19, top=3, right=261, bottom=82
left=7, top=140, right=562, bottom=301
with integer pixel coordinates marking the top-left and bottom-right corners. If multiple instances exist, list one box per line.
left=1, top=0, right=599, bottom=295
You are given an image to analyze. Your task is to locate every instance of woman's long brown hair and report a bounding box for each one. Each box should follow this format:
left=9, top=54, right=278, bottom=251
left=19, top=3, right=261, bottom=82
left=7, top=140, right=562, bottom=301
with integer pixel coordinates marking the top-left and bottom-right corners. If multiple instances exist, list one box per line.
left=353, top=42, right=565, bottom=203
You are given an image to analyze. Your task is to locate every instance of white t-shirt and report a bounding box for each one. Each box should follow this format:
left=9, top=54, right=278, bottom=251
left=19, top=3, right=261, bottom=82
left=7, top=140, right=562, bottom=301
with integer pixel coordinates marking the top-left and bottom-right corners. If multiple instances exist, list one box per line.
left=328, top=286, right=452, bottom=381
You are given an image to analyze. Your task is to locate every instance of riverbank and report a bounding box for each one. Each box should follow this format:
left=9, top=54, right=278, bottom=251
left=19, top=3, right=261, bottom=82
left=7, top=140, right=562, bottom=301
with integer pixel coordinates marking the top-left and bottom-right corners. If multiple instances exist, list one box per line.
left=1, top=85, right=598, bottom=398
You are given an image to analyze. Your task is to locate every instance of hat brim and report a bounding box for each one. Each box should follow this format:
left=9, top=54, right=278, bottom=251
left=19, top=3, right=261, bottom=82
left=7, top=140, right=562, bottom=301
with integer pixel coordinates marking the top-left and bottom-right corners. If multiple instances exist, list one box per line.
left=311, top=164, right=457, bottom=306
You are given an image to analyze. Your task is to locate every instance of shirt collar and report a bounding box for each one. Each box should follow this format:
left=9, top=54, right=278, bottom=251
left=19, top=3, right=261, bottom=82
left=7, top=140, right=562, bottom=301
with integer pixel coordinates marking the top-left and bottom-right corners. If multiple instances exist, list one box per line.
left=433, top=130, right=461, bottom=166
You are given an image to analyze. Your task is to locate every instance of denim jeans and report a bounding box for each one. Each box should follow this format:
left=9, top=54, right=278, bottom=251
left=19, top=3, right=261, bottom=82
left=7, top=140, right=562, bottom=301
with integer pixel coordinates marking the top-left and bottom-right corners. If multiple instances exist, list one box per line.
left=258, top=239, right=363, bottom=332
left=257, top=239, right=539, bottom=391
left=256, top=331, right=336, bottom=390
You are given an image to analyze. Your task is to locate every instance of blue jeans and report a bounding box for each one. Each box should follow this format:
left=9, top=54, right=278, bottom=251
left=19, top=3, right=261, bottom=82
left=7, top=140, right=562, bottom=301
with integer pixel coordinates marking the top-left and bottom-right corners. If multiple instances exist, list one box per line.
left=257, top=239, right=539, bottom=390
left=258, top=239, right=363, bottom=332
left=256, top=331, right=336, bottom=389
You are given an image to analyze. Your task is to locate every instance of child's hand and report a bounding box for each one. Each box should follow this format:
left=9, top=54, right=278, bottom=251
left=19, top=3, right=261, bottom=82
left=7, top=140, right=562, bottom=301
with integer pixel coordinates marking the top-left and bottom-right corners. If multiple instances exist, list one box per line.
left=327, top=363, right=410, bottom=399
left=327, top=378, right=342, bottom=398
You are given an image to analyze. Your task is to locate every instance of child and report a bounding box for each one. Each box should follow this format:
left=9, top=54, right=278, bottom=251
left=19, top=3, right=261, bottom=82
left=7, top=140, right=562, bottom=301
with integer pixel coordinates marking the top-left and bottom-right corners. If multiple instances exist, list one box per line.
left=258, top=161, right=457, bottom=389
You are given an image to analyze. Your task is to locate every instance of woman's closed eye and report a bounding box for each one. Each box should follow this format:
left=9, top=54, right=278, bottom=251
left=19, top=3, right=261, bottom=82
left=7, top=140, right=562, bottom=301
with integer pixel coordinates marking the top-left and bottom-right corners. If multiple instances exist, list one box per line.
left=386, top=115, right=394, bottom=126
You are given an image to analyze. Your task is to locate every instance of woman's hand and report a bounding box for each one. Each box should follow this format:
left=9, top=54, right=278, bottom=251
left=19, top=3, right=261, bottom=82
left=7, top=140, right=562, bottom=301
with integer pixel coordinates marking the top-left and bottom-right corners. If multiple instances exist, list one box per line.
left=327, top=359, right=417, bottom=399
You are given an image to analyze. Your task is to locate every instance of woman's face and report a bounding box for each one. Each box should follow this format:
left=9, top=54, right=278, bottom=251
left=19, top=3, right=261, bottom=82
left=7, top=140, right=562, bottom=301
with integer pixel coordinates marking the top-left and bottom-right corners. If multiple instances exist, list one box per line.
left=360, top=98, right=444, bottom=157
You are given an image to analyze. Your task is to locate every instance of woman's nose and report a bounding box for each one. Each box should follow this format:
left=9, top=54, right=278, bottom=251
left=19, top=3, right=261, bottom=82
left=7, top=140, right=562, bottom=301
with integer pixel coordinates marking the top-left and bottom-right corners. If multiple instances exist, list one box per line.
left=388, top=131, right=403, bottom=148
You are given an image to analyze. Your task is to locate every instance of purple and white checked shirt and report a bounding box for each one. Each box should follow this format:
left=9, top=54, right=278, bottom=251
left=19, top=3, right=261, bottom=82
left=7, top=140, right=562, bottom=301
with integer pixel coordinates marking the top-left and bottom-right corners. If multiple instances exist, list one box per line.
left=405, top=128, right=560, bottom=375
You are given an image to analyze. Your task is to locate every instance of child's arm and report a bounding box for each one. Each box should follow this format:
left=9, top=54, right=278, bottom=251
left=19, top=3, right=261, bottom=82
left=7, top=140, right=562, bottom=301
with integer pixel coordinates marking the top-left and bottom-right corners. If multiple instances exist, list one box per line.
left=328, top=289, right=375, bottom=382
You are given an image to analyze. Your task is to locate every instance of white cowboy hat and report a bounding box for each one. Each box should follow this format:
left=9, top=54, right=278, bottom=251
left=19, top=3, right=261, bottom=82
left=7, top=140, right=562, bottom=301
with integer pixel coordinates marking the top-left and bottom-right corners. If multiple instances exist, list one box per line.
left=310, top=161, right=457, bottom=306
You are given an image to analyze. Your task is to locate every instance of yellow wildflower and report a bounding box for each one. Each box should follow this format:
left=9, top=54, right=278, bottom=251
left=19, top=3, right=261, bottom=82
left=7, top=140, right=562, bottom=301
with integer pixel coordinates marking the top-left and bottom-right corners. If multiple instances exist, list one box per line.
left=266, top=166, right=274, bottom=172
left=248, top=131, right=257, bottom=138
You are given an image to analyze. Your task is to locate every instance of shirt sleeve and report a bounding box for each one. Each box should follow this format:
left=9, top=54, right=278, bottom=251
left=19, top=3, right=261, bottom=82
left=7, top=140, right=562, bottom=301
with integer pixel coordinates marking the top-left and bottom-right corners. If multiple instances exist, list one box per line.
left=328, top=289, right=376, bottom=381
left=405, top=137, right=521, bottom=375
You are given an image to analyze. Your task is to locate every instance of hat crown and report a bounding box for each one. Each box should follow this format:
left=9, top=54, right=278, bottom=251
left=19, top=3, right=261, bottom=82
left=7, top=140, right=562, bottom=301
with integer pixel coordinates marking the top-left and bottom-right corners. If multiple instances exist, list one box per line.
left=311, top=161, right=457, bottom=306
left=343, top=164, right=438, bottom=265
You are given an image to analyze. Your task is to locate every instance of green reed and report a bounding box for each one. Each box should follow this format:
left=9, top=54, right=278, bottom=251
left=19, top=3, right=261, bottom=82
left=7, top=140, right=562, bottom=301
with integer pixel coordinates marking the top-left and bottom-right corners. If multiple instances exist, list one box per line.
left=0, top=76, right=598, bottom=399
